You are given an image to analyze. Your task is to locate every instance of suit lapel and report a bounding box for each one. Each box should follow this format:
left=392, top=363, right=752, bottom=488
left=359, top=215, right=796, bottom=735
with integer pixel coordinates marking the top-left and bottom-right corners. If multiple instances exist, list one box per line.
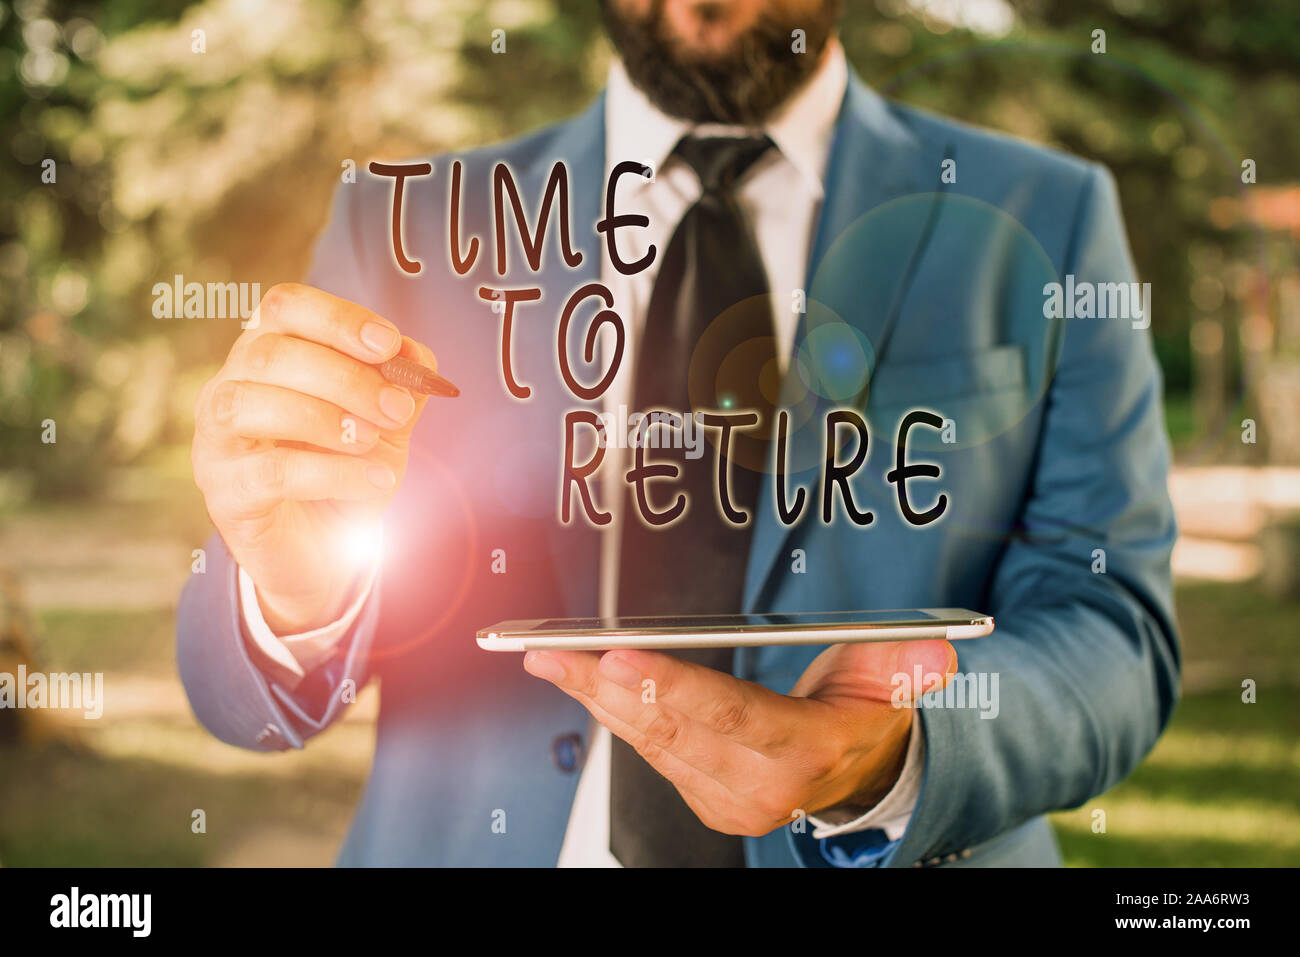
left=743, top=74, right=954, bottom=611
left=521, top=95, right=607, bottom=619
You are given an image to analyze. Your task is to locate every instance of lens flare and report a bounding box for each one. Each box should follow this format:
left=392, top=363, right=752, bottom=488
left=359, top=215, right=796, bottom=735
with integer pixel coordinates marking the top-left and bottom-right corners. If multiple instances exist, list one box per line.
left=339, top=520, right=384, bottom=567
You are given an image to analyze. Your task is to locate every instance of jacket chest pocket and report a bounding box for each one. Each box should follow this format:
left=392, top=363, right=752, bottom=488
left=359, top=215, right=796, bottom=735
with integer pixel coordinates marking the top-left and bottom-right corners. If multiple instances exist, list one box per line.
left=865, top=343, right=1029, bottom=446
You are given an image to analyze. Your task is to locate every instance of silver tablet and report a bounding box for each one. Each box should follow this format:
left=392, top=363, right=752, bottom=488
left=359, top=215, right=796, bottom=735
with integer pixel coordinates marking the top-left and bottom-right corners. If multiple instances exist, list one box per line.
left=477, top=608, right=993, bottom=651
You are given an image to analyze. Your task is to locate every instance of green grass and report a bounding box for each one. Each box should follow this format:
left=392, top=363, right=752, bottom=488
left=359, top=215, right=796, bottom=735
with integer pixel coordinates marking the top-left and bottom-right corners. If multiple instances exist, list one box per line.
left=0, top=737, right=365, bottom=867
left=1046, top=579, right=1300, bottom=865
left=1170, top=581, right=1298, bottom=665
left=33, top=607, right=178, bottom=677
left=1051, top=686, right=1300, bottom=866
left=1163, top=393, right=1198, bottom=450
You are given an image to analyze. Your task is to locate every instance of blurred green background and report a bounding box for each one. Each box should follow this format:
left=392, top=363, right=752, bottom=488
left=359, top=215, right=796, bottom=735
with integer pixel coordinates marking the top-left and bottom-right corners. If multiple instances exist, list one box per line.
left=1, top=0, right=1297, bottom=866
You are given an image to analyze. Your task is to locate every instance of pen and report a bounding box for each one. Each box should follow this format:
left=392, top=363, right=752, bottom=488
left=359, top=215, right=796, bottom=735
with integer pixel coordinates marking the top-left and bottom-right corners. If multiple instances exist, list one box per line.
left=378, top=355, right=460, bottom=397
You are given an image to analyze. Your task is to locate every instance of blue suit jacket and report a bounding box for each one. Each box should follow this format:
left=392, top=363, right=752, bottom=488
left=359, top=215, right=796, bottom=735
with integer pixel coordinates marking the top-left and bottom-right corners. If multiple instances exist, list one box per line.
left=177, top=73, right=1180, bottom=867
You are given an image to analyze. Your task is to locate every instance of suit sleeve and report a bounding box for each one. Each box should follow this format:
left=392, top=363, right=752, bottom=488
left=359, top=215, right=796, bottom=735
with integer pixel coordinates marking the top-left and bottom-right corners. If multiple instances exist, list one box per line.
left=176, top=182, right=386, bottom=751
left=885, top=164, right=1180, bottom=865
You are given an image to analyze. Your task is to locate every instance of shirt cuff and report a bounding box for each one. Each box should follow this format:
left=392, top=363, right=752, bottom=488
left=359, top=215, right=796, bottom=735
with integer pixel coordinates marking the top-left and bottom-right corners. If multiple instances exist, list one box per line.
left=807, top=710, right=925, bottom=842
left=237, top=562, right=378, bottom=682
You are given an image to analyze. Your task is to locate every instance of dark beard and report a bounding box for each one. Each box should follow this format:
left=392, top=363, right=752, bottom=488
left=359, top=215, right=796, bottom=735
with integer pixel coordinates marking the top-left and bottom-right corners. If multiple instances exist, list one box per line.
left=600, top=1, right=842, bottom=125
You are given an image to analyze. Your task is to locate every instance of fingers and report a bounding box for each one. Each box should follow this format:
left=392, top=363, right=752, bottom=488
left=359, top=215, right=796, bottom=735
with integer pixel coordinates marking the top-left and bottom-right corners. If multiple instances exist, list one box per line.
left=203, top=447, right=396, bottom=514
left=598, top=649, right=804, bottom=754
left=191, top=284, right=445, bottom=524
left=202, top=285, right=442, bottom=459
left=525, top=651, right=763, bottom=834
left=534, top=649, right=768, bottom=778
left=580, top=692, right=752, bottom=835
left=226, top=333, right=416, bottom=432
left=253, top=283, right=403, bottom=364
left=789, top=639, right=957, bottom=703
left=520, top=642, right=943, bottom=839
left=538, top=653, right=728, bottom=779
left=888, top=639, right=958, bottom=701
left=199, top=380, right=382, bottom=454
left=398, top=334, right=437, bottom=372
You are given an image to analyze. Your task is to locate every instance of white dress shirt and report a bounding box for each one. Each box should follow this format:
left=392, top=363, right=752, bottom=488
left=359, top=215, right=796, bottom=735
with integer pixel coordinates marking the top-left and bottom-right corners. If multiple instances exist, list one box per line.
left=237, top=39, right=925, bottom=867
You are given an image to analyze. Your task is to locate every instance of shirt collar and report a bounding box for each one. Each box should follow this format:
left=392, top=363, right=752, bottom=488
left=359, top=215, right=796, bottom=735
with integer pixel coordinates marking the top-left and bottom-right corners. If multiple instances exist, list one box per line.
left=605, top=38, right=848, bottom=199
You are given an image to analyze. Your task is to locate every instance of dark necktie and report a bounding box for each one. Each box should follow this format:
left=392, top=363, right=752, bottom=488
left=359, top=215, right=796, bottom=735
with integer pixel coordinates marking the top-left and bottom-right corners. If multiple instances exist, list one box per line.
left=611, top=135, right=777, bottom=868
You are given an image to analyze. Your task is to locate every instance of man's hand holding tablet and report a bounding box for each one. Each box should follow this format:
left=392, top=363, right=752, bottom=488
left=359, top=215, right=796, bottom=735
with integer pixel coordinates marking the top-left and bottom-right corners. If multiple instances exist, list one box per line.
left=509, top=609, right=990, bottom=835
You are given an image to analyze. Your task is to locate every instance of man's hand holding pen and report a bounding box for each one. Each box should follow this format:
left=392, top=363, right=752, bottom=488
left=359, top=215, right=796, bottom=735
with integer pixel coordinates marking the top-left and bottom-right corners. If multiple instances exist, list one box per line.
left=191, top=282, right=455, bottom=634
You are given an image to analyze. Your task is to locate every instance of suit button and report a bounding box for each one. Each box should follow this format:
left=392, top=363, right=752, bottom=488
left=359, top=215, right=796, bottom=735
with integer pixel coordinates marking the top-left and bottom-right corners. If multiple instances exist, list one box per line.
left=960, top=849, right=972, bottom=859
left=945, top=853, right=959, bottom=863
left=552, top=732, right=585, bottom=773
left=927, top=856, right=943, bottom=867
left=255, top=723, right=282, bottom=747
